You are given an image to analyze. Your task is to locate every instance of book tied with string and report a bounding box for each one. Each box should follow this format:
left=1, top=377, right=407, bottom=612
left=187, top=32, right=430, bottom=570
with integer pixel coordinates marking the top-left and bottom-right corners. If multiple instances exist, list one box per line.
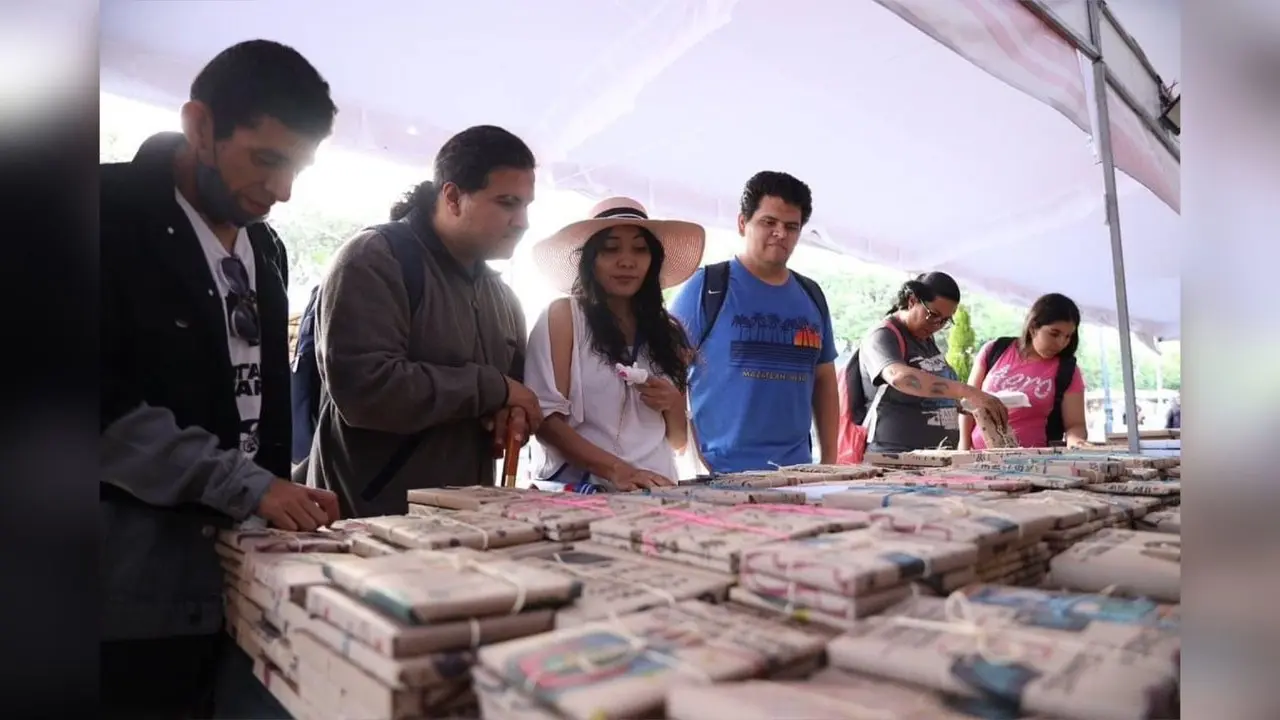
left=730, top=528, right=978, bottom=629
left=359, top=510, right=545, bottom=551
left=477, top=599, right=829, bottom=720
left=522, top=542, right=734, bottom=628
left=827, top=590, right=1180, bottom=720
left=479, top=493, right=665, bottom=541
left=667, top=669, right=1054, bottom=720
left=587, top=502, right=870, bottom=574
left=321, top=547, right=583, bottom=624
left=1048, top=528, right=1180, bottom=602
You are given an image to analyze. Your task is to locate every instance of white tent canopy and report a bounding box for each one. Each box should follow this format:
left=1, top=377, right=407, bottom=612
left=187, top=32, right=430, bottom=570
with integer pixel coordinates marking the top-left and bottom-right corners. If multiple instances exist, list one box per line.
left=100, top=0, right=1180, bottom=339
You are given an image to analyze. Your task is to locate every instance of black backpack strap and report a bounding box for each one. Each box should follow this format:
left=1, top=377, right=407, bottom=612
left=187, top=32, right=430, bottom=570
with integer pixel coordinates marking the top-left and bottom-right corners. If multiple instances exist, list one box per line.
left=697, top=261, right=731, bottom=349
left=984, top=336, right=1016, bottom=374
left=845, top=350, right=869, bottom=425
left=1046, top=354, right=1077, bottom=444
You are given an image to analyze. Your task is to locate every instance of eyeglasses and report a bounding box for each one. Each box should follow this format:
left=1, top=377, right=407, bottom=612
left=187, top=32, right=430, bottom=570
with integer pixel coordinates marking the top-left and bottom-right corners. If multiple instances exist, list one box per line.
left=219, top=256, right=261, bottom=346
left=918, top=298, right=953, bottom=329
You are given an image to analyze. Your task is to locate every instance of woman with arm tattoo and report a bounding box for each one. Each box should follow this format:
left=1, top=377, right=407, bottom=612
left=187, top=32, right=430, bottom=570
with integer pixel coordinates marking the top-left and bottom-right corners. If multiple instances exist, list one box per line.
left=855, top=273, right=1008, bottom=453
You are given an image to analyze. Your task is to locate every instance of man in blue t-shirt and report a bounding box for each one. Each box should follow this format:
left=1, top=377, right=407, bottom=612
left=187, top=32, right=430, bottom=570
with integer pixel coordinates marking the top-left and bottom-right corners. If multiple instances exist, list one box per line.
left=670, top=171, right=839, bottom=473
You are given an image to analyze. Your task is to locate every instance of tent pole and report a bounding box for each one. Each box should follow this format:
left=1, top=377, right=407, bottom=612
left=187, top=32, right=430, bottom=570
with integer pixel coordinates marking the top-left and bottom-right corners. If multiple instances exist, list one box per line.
left=1086, top=0, right=1140, bottom=454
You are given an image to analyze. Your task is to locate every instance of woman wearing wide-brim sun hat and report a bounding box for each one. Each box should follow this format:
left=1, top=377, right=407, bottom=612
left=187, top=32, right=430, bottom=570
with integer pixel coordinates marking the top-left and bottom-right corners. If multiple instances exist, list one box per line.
left=524, top=196, right=706, bottom=494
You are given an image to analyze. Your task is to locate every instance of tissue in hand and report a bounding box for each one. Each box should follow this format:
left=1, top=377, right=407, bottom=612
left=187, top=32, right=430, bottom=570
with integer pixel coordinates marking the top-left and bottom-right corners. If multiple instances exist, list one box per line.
left=615, top=363, right=650, bottom=385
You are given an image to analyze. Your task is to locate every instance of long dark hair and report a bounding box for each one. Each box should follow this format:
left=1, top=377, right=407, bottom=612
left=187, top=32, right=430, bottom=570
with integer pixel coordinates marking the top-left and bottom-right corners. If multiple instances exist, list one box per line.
left=390, top=180, right=436, bottom=220
left=1021, top=293, right=1081, bottom=356
left=571, top=227, right=693, bottom=392
left=885, top=272, right=962, bottom=315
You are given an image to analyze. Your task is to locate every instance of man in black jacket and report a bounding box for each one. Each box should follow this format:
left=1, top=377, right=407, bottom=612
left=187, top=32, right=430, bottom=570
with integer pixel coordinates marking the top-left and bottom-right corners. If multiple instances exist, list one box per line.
left=100, top=40, right=340, bottom=717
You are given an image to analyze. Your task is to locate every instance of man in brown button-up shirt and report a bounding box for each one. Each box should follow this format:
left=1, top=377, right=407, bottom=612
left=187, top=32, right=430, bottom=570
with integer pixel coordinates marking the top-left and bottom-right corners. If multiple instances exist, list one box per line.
left=307, top=125, right=543, bottom=518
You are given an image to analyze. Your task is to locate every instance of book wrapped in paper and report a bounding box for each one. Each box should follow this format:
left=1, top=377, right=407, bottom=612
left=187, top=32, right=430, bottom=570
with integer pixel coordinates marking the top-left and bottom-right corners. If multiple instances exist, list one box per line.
left=226, top=572, right=312, bottom=637
left=776, top=463, right=884, bottom=481
left=229, top=606, right=299, bottom=680
left=738, top=528, right=978, bottom=597
left=974, top=543, right=1050, bottom=584
left=879, top=593, right=1179, bottom=676
left=862, top=503, right=1049, bottom=549
left=293, top=606, right=478, bottom=691
left=292, top=628, right=472, bottom=719
left=727, top=583, right=910, bottom=630
left=255, top=662, right=318, bottom=720
left=322, top=548, right=583, bottom=623
left=1085, top=481, right=1181, bottom=497
left=477, top=600, right=829, bottom=720
left=707, top=470, right=791, bottom=488
left=912, top=566, right=980, bottom=596
left=305, top=585, right=554, bottom=657
left=949, top=583, right=1180, bottom=632
left=473, top=665, right=566, bottom=720
left=921, top=448, right=1050, bottom=466
left=1135, top=509, right=1180, bottom=534
left=821, top=484, right=1008, bottom=510
left=407, top=485, right=544, bottom=511
left=1028, top=490, right=1126, bottom=521
left=977, top=454, right=1125, bottom=480
left=219, top=528, right=350, bottom=553
left=525, top=543, right=734, bottom=628
left=1061, top=490, right=1162, bottom=520
left=864, top=451, right=953, bottom=468
left=490, top=540, right=579, bottom=559
left=639, top=486, right=807, bottom=506
left=827, top=595, right=1179, bottom=720
left=588, top=503, right=869, bottom=574
left=973, top=406, right=1019, bottom=448
left=360, top=511, right=545, bottom=550
left=479, top=494, right=662, bottom=540
left=667, top=670, right=1048, bottom=720
left=1048, top=529, right=1180, bottom=602
left=921, top=466, right=1089, bottom=490
left=242, top=551, right=340, bottom=603
left=861, top=470, right=1034, bottom=493
left=349, top=533, right=403, bottom=557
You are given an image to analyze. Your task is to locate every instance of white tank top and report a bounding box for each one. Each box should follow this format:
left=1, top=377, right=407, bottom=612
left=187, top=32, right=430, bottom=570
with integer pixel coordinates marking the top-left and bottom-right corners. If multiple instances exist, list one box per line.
left=524, top=299, right=679, bottom=483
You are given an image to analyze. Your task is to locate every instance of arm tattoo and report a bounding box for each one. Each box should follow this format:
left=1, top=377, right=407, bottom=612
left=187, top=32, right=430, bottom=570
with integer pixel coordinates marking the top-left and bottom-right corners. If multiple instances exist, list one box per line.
left=901, top=374, right=924, bottom=391
left=929, top=381, right=951, bottom=397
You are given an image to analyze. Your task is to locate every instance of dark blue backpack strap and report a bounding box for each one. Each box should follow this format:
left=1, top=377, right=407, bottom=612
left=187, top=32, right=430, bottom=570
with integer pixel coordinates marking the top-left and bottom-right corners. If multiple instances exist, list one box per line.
left=358, top=214, right=433, bottom=503
left=290, top=285, right=322, bottom=464
left=792, top=271, right=831, bottom=329
left=698, top=261, right=731, bottom=349
left=369, top=217, right=427, bottom=316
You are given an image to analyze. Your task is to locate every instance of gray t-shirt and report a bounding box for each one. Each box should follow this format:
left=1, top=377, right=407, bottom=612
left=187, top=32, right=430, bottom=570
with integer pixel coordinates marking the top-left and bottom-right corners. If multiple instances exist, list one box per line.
left=858, top=319, right=961, bottom=452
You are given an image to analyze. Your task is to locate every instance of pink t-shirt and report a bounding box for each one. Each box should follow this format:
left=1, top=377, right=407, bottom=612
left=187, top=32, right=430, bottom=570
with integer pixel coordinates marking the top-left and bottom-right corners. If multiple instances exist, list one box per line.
left=970, top=341, right=1085, bottom=449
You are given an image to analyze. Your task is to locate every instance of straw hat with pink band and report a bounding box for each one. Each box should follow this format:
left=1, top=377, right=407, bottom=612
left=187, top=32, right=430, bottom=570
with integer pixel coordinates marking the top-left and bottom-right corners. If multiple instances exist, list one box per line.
left=531, top=196, right=707, bottom=295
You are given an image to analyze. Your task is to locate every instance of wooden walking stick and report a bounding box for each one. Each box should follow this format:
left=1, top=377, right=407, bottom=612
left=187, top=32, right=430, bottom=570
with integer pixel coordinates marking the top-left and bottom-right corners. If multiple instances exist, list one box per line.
left=501, top=420, right=520, bottom=488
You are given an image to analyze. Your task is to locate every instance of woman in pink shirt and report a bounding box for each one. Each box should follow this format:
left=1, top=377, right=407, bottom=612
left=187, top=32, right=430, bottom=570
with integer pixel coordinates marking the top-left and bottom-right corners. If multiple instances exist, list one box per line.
left=960, top=293, right=1088, bottom=449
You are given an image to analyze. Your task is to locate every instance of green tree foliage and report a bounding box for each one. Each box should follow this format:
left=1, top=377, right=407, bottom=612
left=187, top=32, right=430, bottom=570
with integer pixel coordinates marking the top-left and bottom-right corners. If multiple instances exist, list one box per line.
left=945, top=305, right=977, bottom=381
